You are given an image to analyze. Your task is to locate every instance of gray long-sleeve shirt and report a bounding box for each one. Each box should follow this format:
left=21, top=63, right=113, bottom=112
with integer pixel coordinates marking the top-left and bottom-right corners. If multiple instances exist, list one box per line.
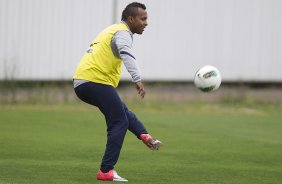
left=111, top=29, right=141, bottom=83
left=73, top=22, right=141, bottom=88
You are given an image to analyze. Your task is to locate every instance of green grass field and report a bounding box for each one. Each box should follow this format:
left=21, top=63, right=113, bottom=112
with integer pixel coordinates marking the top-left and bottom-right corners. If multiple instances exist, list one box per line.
left=0, top=102, right=282, bottom=184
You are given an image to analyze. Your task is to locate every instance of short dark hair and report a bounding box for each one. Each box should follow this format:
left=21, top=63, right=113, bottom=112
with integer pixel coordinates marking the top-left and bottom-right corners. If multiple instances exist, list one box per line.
left=121, top=2, right=146, bottom=21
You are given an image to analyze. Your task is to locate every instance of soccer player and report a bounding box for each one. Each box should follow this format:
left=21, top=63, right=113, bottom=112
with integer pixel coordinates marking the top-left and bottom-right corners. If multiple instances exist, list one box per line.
left=73, top=2, right=162, bottom=182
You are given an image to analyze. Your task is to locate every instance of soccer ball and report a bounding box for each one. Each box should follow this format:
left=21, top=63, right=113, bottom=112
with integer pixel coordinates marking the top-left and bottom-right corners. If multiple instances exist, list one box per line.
left=194, top=65, right=221, bottom=92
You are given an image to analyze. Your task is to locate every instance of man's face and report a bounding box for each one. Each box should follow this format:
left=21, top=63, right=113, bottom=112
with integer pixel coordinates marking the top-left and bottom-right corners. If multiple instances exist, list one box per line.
left=128, top=8, right=148, bottom=34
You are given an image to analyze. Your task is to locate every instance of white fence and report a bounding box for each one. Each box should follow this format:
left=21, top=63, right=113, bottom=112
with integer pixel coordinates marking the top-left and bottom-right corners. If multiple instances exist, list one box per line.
left=1, top=0, right=282, bottom=82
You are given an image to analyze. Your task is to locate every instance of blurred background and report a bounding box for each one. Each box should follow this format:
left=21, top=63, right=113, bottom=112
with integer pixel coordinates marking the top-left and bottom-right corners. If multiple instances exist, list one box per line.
left=0, top=0, right=282, bottom=104
left=1, top=2, right=282, bottom=183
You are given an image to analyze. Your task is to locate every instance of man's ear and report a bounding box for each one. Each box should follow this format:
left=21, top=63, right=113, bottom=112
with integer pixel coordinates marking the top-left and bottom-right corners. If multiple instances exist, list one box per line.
left=128, top=16, right=134, bottom=24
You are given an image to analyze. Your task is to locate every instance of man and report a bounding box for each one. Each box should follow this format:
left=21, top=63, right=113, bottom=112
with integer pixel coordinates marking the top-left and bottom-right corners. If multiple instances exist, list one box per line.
left=73, top=2, right=162, bottom=182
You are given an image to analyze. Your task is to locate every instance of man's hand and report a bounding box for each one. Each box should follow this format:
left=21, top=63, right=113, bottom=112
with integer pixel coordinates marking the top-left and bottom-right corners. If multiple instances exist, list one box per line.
left=135, top=81, right=146, bottom=99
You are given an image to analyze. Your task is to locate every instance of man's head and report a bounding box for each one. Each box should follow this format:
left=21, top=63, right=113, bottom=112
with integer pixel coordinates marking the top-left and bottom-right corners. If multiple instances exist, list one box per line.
left=121, top=2, right=148, bottom=34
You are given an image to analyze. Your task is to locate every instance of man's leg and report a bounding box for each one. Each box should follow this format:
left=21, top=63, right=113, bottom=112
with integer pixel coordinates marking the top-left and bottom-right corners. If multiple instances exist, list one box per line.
left=122, top=103, right=147, bottom=138
left=122, top=103, right=162, bottom=150
left=75, top=82, right=129, bottom=172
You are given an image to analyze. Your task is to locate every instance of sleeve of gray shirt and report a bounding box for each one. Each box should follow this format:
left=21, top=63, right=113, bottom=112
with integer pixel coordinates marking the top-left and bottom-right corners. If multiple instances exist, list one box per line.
left=111, top=30, right=141, bottom=83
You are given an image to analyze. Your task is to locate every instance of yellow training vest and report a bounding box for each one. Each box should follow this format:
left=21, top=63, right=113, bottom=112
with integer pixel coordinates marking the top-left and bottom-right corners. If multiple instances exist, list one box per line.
left=73, top=23, right=129, bottom=88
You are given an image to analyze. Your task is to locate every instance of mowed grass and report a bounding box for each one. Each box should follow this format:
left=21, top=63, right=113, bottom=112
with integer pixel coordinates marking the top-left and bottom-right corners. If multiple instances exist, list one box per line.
left=0, top=102, right=282, bottom=184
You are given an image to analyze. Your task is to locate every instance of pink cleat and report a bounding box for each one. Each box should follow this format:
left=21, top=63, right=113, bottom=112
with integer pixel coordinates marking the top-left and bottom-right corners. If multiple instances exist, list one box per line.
left=140, top=134, right=162, bottom=150
left=96, top=170, right=128, bottom=182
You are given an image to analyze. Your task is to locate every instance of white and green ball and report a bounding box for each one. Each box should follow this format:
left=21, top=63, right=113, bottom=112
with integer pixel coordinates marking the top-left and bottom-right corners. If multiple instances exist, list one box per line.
left=194, top=65, right=221, bottom=92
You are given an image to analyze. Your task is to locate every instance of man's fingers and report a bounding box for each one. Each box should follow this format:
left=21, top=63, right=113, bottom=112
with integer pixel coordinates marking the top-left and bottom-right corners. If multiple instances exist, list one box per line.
left=135, top=82, right=145, bottom=98
left=139, top=89, right=146, bottom=98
